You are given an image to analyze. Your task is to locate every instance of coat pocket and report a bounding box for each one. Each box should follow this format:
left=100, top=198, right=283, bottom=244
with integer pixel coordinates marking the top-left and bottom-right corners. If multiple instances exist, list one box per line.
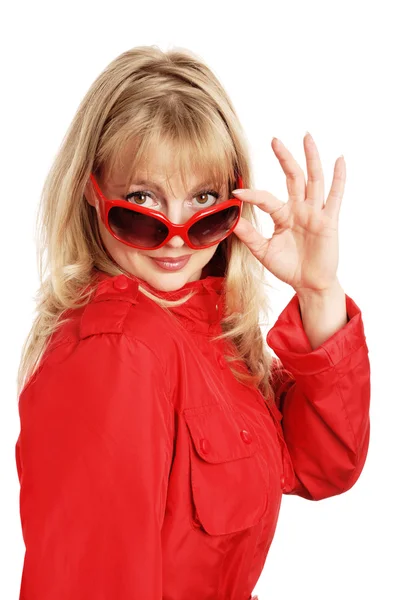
left=183, top=404, right=268, bottom=536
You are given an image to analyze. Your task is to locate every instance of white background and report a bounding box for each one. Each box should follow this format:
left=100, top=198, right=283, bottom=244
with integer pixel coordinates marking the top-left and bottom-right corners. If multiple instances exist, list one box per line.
left=1, top=0, right=403, bottom=598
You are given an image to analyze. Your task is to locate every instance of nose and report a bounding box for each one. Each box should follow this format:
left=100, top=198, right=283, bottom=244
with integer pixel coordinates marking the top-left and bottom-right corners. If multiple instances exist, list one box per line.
left=164, top=207, right=190, bottom=249
left=164, top=234, right=186, bottom=249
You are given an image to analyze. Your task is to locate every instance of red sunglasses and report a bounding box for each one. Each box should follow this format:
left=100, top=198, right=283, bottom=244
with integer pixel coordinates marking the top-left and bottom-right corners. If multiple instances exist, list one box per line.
left=89, top=172, right=244, bottom=251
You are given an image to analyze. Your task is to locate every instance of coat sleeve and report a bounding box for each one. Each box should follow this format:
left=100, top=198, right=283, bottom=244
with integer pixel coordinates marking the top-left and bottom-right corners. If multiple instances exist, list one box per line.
left=15, top=332, right=174, bottom=600
left=265, top=292, right=371, bottom=501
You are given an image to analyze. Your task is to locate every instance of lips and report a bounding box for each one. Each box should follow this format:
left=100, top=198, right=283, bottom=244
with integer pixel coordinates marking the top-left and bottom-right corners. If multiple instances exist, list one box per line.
left=150, top=254, right=192, bottom=271
left=152, top=254, right=192, bottom=261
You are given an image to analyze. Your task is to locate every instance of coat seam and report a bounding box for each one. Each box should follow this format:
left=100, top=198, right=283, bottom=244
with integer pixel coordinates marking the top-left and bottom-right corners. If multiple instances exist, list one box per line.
left=321, top=343, right=369, bottom=455
left=321, top=340, right=367, bottom=369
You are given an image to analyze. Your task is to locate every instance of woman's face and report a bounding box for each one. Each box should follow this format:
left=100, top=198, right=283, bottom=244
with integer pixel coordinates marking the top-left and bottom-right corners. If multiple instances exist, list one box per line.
left=85, top=149, right=228, bottom=292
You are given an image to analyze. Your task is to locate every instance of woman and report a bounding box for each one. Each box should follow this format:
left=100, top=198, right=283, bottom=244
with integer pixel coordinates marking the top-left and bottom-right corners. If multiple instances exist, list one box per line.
left=15, top=45, right=371, bottom=600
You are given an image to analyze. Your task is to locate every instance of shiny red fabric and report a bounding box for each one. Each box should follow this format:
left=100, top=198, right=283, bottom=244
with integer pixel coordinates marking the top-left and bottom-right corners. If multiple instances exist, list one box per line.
left=15, top=269, right=371, bottom=600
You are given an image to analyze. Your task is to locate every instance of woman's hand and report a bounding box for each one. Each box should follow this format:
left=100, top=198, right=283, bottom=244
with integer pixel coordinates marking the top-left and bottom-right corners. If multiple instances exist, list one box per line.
left=232, top=132, right=346, bottom=295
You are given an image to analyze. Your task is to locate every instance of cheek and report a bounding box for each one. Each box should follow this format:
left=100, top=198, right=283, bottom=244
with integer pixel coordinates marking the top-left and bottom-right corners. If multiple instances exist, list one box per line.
left=197, top=245, right=218, bottom=263
left=99, top=223, right=119, bottom=254
left=99, top=222, right=139, bottom=260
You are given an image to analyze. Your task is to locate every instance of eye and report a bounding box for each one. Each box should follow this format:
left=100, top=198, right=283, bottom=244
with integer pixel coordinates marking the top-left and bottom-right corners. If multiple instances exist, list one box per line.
left=124, top=191, right=155, bottom=207
left=192, top=190, right=220, bottom=208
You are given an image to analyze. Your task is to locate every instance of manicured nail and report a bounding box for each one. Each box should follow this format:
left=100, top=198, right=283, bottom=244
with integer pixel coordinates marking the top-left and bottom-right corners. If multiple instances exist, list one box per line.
left=232, top=189, right=245, bottom=194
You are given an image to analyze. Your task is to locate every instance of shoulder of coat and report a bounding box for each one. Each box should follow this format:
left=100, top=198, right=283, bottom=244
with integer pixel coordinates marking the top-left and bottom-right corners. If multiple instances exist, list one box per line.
left=79, top=274, right=141, bottom=339
left=79, top=273, right=171, bottom=342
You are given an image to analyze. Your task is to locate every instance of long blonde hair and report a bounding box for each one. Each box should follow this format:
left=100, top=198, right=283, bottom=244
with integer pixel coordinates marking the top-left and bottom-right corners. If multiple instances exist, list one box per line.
left=17, top=45, right=280, bottom=407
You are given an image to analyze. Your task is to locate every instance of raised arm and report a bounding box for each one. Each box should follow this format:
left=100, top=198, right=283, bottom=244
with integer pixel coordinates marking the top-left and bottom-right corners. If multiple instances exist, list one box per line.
left=266, top=292, right=370, bottom=501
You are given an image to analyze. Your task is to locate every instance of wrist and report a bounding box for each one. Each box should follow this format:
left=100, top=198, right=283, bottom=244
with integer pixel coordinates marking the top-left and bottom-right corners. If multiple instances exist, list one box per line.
left=295, top=279, right=342, bottom=300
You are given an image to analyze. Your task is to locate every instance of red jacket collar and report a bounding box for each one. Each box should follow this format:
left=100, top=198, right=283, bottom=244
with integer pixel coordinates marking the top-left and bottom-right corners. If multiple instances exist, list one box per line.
left=91, top=269, right=226, bottom=336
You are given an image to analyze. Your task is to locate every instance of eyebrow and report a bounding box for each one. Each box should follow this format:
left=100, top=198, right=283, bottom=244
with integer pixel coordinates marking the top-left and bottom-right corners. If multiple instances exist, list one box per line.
left=115, top=179, right=219, bottom=194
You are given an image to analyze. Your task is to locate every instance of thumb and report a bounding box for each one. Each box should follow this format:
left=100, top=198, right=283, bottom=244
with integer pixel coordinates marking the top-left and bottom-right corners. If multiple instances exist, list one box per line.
left=233, top=217, right=269, bottom=262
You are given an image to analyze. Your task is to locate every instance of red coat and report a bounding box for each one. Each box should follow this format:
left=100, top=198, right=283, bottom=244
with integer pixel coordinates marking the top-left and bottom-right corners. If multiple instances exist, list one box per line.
left=15, top=270, right=371, bottom=600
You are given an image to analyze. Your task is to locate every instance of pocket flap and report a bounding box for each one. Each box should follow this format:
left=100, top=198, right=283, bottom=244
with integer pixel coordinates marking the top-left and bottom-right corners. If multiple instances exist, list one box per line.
left=183, top=404, right=259, bottom=463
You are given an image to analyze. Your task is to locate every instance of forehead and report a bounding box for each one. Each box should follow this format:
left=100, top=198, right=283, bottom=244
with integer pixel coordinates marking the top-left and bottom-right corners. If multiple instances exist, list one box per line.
left=105, top=138, right=228, bottom=193
left=110, top=167, right=219, bottom=192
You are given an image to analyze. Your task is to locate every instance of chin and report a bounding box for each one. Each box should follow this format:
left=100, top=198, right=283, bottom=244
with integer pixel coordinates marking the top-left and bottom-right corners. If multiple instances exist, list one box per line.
left=146, top=273, right=197, bottom=292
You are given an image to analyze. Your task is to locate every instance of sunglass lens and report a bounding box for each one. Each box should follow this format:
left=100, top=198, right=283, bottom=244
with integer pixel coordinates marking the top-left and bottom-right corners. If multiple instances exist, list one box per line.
left=188, top=206, right=240, bottom=247
left=108, top=206, right=169, bottom=248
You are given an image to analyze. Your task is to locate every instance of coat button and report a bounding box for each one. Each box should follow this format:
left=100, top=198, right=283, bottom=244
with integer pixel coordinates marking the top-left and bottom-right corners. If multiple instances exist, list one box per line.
left=200, top=438, right=210, bottom=453
left=240, top=429, right=252, bottom=444
left=280, top=475, right=286, bottom=489
left=113, top=275, right=129, bottom=290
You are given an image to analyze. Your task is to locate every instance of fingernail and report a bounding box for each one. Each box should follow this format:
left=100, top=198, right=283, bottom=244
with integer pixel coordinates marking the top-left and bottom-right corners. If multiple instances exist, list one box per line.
left=232, top=189, right=245, bottom=194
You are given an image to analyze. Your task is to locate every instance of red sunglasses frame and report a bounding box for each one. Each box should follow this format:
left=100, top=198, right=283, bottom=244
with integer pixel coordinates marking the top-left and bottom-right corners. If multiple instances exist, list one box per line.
left=89, top=172, right=244, bottom=251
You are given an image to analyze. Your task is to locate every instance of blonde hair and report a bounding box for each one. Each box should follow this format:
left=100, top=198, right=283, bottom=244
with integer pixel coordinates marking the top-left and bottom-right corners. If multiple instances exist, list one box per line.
left=16, top=45, right=280, bottom=408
